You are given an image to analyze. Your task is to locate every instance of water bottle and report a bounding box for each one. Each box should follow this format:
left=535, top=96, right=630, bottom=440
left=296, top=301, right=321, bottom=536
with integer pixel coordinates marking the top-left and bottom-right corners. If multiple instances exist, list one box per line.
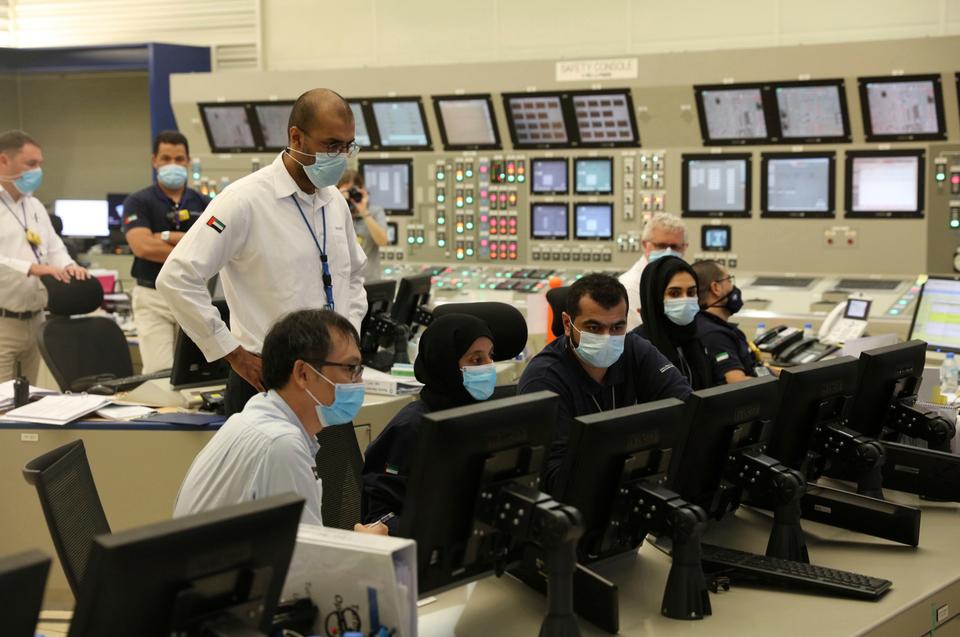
left=803, top=323, right=814, bottom=340
left=941, top=352, right=959, bottom=395
left=754, top=322, right=767, bottom=339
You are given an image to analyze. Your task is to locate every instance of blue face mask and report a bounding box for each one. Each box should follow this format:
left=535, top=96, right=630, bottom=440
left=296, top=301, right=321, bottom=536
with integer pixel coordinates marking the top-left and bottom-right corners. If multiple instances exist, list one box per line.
left=305, top=364, right=365, bottom=426
left=664, top=298, right=700, bottom=326
left=649, top=247, right=681, bottom=262
left=462, top=363, right=497, bottom=401
left=286, top=148, right=348, bottom=190
left=157, top=164, right=188, bottom=189
left=571, top=324, right=625, bottom=369
left=11, top=168, right=43, bottom=195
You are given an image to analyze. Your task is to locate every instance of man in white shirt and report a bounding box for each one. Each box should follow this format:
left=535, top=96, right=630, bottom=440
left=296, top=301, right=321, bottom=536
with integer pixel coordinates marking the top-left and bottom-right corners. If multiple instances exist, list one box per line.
left=618, top=212, right=688, bottom=331
left=174, top=308, right=385, bottom=534
left=0, top=130, right=88, bottom=383
left=157, top=89, right=368, bottom=415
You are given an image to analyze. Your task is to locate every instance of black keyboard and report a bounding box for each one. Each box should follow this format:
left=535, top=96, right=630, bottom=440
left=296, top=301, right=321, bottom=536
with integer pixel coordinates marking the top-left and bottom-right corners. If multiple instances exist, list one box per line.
left=97, top=369, right=172, bottom=391
left=700, top=543, right=892, bottom=600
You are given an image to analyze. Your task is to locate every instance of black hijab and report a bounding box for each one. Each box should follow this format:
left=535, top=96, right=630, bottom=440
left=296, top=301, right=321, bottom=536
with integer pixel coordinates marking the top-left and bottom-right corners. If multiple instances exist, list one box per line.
left=637, top=256, right=715, bottom=390
left=415, top=313, right=494, bottom=411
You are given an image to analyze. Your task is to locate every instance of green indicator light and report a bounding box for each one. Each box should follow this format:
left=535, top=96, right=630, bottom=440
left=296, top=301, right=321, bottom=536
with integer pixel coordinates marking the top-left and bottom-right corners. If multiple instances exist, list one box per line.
left=466, top=222, right=474, bottom=230
left=465, top=170, right=474, bottom=178
left=517, top=175, right=525, bottom=183
left=416, top=236, right=425, bottom=244
left=466, top=196, right=474, bottom=204
left=407, top=237, right=415, bottom=244
left=437, top=217, right=446, bottom=225
left=951, top=219, right=960, bottom=228
left=438, top=239, right=446, bottom=247
left=507, top=175, right=515, bottom=183
left=437, top=172, right=445, bottom=180
left=466, top=249, right=474, bottom=257
left=437, top=195, right=445, bottom=203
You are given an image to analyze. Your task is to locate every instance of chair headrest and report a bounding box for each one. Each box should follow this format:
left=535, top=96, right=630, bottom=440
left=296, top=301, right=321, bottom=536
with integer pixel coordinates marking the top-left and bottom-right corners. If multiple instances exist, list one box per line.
left=546, top=286, right=570, bottom=338
left=42, top=275, right=104, bottom=316
left=431, top=301, right=527, bottom=361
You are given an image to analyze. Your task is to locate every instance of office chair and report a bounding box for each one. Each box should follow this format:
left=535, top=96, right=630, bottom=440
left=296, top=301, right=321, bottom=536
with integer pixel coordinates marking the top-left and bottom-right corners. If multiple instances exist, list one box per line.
left=315, top=425, right=365, bottom=530
left=431, top=301, right=528, bottom=361
left=38, top=317, right=134, bottom=392
left=545, top=286, right=569, bottom=339
left=22, top=440, right=110, bottom=598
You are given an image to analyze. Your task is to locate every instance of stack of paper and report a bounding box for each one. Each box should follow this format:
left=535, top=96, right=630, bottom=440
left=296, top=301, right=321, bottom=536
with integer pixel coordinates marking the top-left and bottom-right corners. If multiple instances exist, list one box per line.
left=0, top=380, right=58, bottom=411
left=362, top=367, right=423, bottom=396
left=0, top=394, right=112, bottom=425
left=94, top=404, right=157, bottom=420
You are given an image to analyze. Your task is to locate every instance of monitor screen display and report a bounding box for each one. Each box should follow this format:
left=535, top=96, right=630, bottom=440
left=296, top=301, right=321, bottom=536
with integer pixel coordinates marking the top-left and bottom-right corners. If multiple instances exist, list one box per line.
left=910, top=277, right=960, bottom=352
left=349, top=102, right=371, bottom=148
left=703, top=226, right=731, bottom=251
left=763, top=155, right=833, bottom=215
left=698, top=87, right=768, bottom=141
left=199, top=105, right=256, bottom=151
left=361, top=161, right=412, bottom=213
left=371, top=101, right=429, bottom=148
left=505, top=94, right=570, bottom=146
left=863, top=77, right=942, bottom=137
left=684, top=157, right=750, bottom=215
left=571, top=92, right=637, bottom=143
left=434, top=96, right=499, bottom=148
left=574, top=203, right=613, bottom=240
left=531, top=203, right=568, bottom=239
left=254, top=103, right=293, bottom=149
left=845, top=298, right=872, bottom=320
left=106, top=193, right=127, bottom=229
left=574, top=158, right=613, bottom=194
left=848, top=153, right=922, bottom=215
left=774, top=84, right=847, bottom=140
left=531, top=158, right=568, bottom=194
left=55, top=200, right=110, bottom=237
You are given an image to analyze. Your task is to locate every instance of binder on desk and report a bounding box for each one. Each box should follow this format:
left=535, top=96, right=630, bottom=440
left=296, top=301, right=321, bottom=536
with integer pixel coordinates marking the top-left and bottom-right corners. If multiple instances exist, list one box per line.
left=0, top=394, right=110, bottom=425
left=282, top=524, right=417, bottom=637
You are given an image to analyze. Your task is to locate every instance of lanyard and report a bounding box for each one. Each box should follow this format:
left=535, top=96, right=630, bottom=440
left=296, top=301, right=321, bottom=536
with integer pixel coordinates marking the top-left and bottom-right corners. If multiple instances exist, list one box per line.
left=290, top=194, right=334, bottom=311
left=590, top=386, right=616, bottom=414
left=1, top=197, right=41, bottom=263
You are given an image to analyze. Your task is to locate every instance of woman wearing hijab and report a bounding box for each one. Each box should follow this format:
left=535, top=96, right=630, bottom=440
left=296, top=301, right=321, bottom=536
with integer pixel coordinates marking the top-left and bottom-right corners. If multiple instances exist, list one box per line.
left=635, top=255, right=722, bottom=390
left=360, top=312, right=498, bottom=534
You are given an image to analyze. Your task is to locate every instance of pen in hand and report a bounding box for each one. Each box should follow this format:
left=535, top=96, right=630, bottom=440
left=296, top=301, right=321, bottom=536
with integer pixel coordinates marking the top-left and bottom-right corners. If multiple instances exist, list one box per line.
left=365, top=512, right=395, bottom=528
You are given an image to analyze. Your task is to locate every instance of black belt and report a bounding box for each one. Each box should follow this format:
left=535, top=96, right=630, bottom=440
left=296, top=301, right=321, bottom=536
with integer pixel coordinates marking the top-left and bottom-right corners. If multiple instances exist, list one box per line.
left=136, top=279, right=157, bottom=289
left=0, top=308, right=39, bottom=320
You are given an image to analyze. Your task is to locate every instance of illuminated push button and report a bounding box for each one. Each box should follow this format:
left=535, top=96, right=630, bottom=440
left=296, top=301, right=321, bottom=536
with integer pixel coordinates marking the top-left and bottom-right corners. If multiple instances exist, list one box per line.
left=466, top=221, right=475, bottom=231
left=407, top=236, right=416, bottom=245
left=465, top=247, right=475, bottom=257
left=438, top=238, right=446, bottom=248
left=437, top=216, right=446, bottom=225
left=465, top=163, right=474, bottom=178
left=465, top=191, right=474, bottom=205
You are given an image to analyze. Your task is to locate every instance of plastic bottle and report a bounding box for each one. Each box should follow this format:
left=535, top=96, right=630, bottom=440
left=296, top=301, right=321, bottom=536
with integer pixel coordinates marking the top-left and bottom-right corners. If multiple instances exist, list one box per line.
left=941, top=352, right=959, bottom=395
left=803, top=323, right=814, bottom=340
left=754, top=322, right=767, bottom=339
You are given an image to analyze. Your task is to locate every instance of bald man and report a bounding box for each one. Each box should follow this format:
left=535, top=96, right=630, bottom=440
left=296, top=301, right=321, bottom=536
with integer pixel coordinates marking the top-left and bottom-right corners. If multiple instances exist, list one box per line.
left=158, top=89, right=368, bottom=415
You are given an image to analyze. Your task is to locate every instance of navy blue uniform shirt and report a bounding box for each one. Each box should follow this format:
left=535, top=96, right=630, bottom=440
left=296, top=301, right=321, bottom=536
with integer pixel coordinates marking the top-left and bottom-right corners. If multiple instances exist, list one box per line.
left=695, top=311, right=758, bottom=378
left=518, top=332, right=693, bottom=493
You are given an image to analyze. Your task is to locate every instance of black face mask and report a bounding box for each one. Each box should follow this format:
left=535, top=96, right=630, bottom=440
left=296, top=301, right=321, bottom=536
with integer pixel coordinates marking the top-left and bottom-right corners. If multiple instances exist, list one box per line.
left=712, top=285, right=744, bottom=315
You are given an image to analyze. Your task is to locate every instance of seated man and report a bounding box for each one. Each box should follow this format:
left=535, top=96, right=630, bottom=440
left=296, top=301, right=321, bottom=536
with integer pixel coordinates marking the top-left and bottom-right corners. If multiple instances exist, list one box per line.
left=174, top=308, right=384, bottom=534
left=519, top=273, right=692, bottom=492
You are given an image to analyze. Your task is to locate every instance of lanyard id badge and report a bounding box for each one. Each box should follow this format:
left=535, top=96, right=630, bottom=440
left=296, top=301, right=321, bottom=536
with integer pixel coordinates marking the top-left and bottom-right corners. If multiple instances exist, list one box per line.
left=2, top=198, right=41, bottom=263
left=291, top=195, right=335, bottom=311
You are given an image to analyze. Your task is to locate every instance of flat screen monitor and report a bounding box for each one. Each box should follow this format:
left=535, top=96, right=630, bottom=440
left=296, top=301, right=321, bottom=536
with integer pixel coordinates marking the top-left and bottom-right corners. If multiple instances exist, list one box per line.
left=845, top=340, right=926, bottom=439
left=66, top=494, right=303, bottom=637
left=681, top=154, right=751, bottom=218
left=106, top=193, right=127, bottom=229
left=701, top=225, right=731, bottom=251
left=761, top=153, right=835, bottom=218
left=502, top=92, right=571, bottom=148
left=253, top=102, right=293, bottom=150
left=386, top=221, right=398, bottom=245
left=0, top=550, right=49, bottom=637
left=859, top=74, right=946, bottom=141
left=770, top=80, right=850, bottom=143
left=391, top=273, right=432, bottom=328
left=433, top=94, right=501, bottom=150
left=570, top=90, right=639, bottom=146
left=530, top=203, right=569, bottom=240
left=574, top=203, right=613, bottom=240
left=574, top=158, right=613, bottom=195
left=348, top=101, right=372, bottom=148
left=170, top=300, right=230, bottom=388
left=530, top=158, right=568, bottom=194
left=198, top=103, right=258, bottom=153
left=360, top=159, right=413, bottom=214
left=845, top=150, right=924, bottom=218
left=370, top=99, right=431, bottom=150
left=55, top=200, right=110, bottom=237
left=694, top=84, right=769, bottom=144
left=909, top=276, right=960, bottom=353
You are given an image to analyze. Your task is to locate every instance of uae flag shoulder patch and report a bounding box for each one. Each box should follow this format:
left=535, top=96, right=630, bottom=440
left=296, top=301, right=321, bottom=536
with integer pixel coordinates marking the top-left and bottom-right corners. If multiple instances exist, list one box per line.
left=207, top=216, right=225, bottom=233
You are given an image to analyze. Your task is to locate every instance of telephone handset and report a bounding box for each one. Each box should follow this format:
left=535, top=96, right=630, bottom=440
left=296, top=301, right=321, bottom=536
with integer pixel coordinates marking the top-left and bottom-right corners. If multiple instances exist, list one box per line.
left=818, top=296, right=872, bottom=345
left=774, top=338, right=840, bottom=366
left=755, top=325, right=803, bottom=356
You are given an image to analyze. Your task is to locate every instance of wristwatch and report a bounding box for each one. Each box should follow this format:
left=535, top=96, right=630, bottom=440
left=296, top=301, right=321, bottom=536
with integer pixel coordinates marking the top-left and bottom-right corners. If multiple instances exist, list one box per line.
left=161, top=230, right=171, bottom=242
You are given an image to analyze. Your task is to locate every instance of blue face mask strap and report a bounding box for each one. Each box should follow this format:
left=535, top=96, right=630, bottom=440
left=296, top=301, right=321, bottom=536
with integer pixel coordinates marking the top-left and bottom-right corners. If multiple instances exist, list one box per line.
left=290, top=195, right=334, bottom=311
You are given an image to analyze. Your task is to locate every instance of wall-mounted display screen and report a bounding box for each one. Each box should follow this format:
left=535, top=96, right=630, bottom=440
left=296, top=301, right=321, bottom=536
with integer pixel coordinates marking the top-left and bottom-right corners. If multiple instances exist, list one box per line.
left=574, top=203, right=613, bottom=240
left=701, top=225, right=731, bottom=251
left=694, top=84, right=769, bottom=145
left=574, top=158, right=613, bottom=195
left=530, top=158, right=568, bottom=194
left=55, top=200, right=110, bottom=237
left=530, top=203, right=569, bottom=240
left=432, top=94, right=500, bottom=150
left=503, top=93, right=570, bottom=148
left=761, top=153, right=835, bottom=218
left=859, top=74, right=946, bottom=141
left=845, top=150, right=924, bottom=218
left=198, top=104, right=258, bottom=153
left=682, top=154, right=752, bottom=218
left=370, top=99, right=432, bottom=149
left=348, top=101, right=372, bottom=148
left=771, top=80, right=850, bottom=142
left=570, top=90, right=638, bottom=145
left=360, top=159, right=414, bottom=215
left=253, top=102, right=294, bottom=150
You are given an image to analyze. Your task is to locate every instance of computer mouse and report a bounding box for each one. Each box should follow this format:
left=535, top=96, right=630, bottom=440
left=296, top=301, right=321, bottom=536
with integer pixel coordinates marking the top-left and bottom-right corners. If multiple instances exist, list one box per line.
left=86, top=384, right=117, bottom=396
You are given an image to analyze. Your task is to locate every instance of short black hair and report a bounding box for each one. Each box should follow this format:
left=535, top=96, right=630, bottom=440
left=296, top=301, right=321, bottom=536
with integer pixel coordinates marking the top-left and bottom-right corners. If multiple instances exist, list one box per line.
left=0, top=130, right=38, bottom=154
left=261, top=309, right=360, bottom=391
left=692, top=260, right=725, bottom=305
left=153, top=130, right=189, bottom=156
left=566, top=273, right=629, bottom=321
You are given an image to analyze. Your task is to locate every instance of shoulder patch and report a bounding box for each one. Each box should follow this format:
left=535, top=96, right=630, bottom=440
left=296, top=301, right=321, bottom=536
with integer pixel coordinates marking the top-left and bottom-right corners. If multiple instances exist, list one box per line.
left=715, top=351, right=731, bottom=362
left=207, top=216, right=226, bottom=233
left=658, top=363, right=675, bottom=374
left=124, top=214, right=138, bottom=224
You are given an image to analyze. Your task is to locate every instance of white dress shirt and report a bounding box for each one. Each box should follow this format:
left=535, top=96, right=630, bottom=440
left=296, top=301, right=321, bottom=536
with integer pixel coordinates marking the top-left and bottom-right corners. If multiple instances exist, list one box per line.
left=157, top=154, right=368, bottom=362
left=173, top=390, right=323, bottom=525
left=618, top=255, right=648, bottom=331
left=0, top=189, right=75, bottom=312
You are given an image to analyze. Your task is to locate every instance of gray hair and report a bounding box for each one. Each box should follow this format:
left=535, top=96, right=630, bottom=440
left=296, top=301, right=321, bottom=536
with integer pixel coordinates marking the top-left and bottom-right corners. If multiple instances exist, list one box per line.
left=641, top=212, right=687, bottom=242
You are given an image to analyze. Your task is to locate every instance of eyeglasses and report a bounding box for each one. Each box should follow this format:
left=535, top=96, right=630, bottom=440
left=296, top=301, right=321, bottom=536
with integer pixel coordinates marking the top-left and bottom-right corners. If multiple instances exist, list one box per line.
left=318, top=141, right=361, bottom=158
left=716, top=275, right=736, bottom=286
left=315, top=360, right=364, bottom=381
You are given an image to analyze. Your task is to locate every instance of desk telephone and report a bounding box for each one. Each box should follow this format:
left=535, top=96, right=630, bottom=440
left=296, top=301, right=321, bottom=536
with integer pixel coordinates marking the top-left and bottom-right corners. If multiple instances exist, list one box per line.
left=754, top=297, right=872, bottom=366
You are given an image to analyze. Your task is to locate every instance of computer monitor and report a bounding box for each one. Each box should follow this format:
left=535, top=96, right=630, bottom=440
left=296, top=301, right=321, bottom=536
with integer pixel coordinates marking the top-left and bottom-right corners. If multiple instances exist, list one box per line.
left=530, top=158, right=569, bottom=195
left=386, top=221, right=398, bottom=246
left=574, top=158, right=613, bottom=195
left=198, top=103, right=258, bottom=153
left=769, top=79, right=850, bottom=143
left=694, top=84, right=770, bottom=145
left=701, top=225, right=731, bottom=251
left=170, top=300, right=230, bottom=388
left=502, top=92, right=572, bottom=148
left=360, top=159, right=413, bottom=215
left=845, top=150, right=924, bottom=218
left=67, top=494, right=303, bottom=637
left=432, top=94, right=501, bottom=150
left=390, top=273, right=432, bottom=329
left=909, top=276, right=960, bottom=353
left=54, top=200, right=110, bottom=237
left=681, top=154, right=752, bottom=218
left=360, top=280, right=398, bottom=366
left=569, top=90, right=639, bottom=146
left=858, top=74, right=946, bottom=141
left=369, top=98, right=431, bottom=150
left=530, top=203, right=569, bottom=240
left=252, top=101, right=294, bottom=150
left=760, top=152, right=835, bottom=218
left=574, top=203, right=613, bottom=240
left=0, top=550, right=49, bottom=637
left=348, top=101, right=372, bottom=149
left=106, top=193, right=127, bottom=230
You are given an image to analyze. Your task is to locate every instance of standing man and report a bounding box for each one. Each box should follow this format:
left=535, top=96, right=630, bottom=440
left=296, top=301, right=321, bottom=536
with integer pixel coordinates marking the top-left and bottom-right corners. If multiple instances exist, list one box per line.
left=123, top=131, right=210, bottom=373
left=618, top=212, right=688, bottom=330
left=0, top=130, right=88, bottom=383
left=158, top=89, right=368, bottom=416
left=338, top=169, right=388, bottom=281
